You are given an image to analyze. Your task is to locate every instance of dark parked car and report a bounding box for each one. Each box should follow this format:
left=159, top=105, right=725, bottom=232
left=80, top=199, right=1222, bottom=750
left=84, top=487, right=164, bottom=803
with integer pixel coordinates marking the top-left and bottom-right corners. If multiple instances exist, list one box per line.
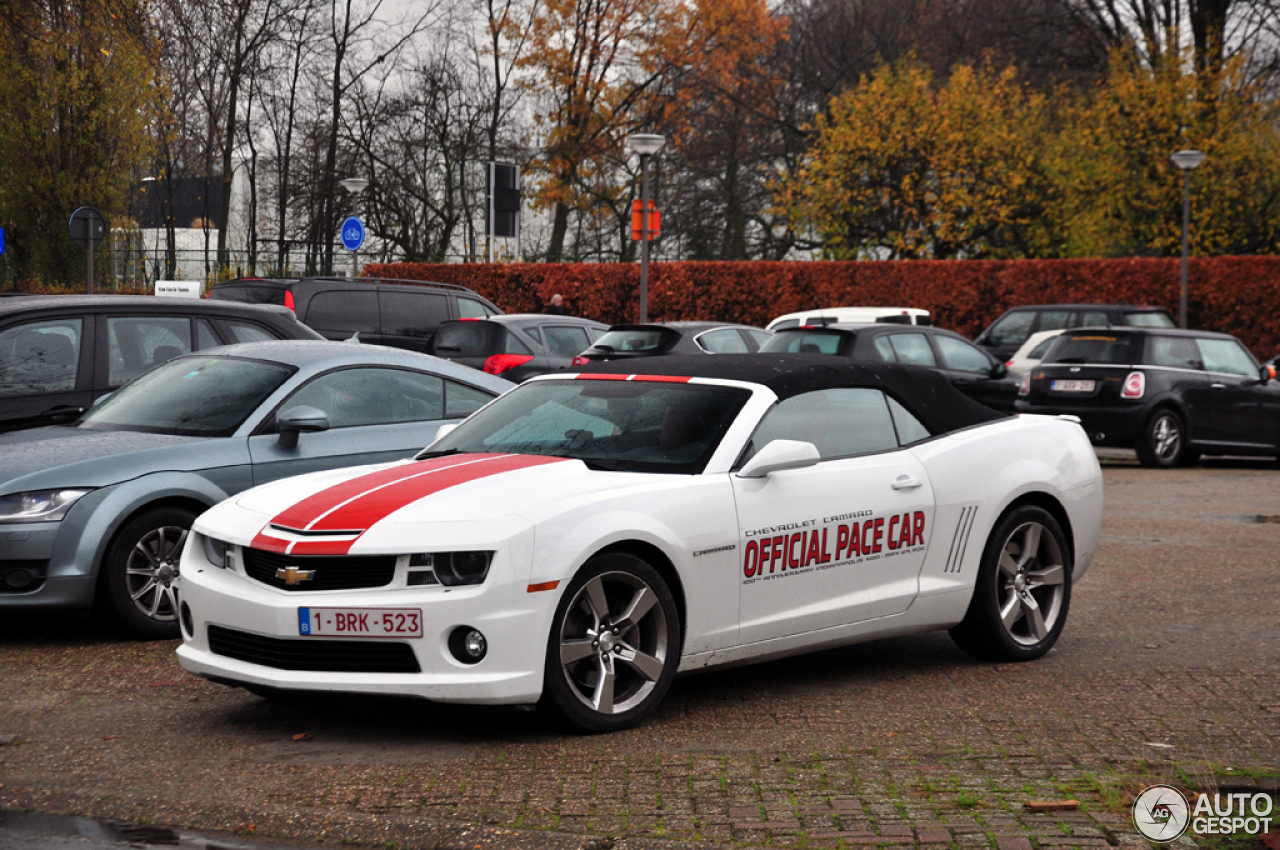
left=760, top=323, right=1019, bottom=412
left=0, top=295, right=322, bottom=433
left=572, top=322, right=772, bottom=364
left=209, top=277, right=502, bottom=351
left=1016, top=327, right=1279, bottom=467
left=427, top=314, right=609, bottom=380
left=0, top=340, right=512, bottom=638
left=975, top=303, right=1176, bottom=362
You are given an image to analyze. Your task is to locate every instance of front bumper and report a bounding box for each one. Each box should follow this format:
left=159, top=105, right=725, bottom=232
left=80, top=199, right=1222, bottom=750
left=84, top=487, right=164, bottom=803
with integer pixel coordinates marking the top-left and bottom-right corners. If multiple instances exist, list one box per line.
left=0, top=515, right=96, bottom=610
left=175, top=549, right=558, bottom=705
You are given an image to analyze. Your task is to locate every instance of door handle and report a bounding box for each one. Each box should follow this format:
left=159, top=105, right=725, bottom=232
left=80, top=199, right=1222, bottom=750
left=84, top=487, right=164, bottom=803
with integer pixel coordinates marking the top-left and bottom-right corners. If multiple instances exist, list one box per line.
left=892, top=475, right=922, bottom=490
left=1210, top=383, right=1227, bottom=389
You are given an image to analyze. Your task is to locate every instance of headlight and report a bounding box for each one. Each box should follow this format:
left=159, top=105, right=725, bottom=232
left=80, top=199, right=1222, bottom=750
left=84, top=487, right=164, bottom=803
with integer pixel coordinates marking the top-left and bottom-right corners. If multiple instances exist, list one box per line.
left=202, top=535, right=231, bottom=569
left=408, top=551, right=493, bottom=587
left=0, top=489, right=93, bottom=523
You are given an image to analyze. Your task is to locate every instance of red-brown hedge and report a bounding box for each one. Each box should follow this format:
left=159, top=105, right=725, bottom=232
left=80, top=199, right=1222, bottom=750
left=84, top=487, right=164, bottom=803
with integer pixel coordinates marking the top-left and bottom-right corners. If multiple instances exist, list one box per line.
left=371, top=257, right=1280, bottom=357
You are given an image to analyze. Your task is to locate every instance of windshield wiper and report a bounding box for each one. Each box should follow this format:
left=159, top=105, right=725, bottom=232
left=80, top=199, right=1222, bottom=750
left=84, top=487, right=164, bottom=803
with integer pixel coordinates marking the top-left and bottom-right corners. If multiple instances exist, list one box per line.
left=578, top=458, right=630, bottom=472
left=415, top=447, right=464, bottom=460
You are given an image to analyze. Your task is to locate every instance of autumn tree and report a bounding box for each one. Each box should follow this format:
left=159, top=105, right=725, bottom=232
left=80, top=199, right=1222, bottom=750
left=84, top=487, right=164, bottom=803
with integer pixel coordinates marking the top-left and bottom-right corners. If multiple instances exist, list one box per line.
left=781, top=60, right=1051, bottom=259
left=1041, top=49, right=1280, bottom=258
left=0, top=0, right=161, bottom=282
left=652, top=0, right=791, bottom=260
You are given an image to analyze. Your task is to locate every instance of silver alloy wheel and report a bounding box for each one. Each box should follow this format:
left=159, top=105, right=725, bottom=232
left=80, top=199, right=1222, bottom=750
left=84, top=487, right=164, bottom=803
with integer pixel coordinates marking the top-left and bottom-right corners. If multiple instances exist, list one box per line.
left=557, top=570, right=670, bottom=715
left=995, top=521, right=1066, bottom=646
left=1151, top=413, right=1181, bottom=463
left=125, top=525, right=185, bottom=622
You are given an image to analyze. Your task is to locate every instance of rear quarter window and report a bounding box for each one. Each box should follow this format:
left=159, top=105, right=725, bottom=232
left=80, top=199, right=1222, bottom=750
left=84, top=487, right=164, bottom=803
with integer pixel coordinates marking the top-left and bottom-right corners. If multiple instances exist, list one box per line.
left=303, top=290, right=379, bottom=335
left=212, top=285, right=286, bottom=306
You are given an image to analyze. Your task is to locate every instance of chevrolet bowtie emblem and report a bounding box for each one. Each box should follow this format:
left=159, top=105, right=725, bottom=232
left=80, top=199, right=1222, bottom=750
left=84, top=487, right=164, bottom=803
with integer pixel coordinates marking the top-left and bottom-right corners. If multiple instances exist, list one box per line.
left=276, top=567, right=316, bottom=585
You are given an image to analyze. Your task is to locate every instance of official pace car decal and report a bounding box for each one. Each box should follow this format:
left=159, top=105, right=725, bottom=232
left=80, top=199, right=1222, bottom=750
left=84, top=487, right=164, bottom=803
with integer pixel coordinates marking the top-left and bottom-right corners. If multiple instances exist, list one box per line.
left=741, top=508, right=928, bottom=584
left=250, top=453, right=567, bottom=556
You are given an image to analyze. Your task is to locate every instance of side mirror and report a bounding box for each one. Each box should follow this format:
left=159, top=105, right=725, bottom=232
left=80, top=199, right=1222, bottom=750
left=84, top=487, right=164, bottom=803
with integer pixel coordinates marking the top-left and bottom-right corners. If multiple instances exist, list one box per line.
left=276, top=405, right=330, bottom=449
left=736, top=439, right=821, bottom=479
left=1261, top=365, right=1276, bottom=384
left=991, top=361, right=1008, bottom=379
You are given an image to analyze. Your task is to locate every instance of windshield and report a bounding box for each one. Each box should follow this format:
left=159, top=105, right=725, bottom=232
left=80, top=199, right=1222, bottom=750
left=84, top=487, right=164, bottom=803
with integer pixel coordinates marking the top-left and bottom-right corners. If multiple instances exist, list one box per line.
left=79, top=356, right=295, bottom=436
left=421, top=378, right=751, bottom=474
left=1043, top=334, right=1138, bottom=365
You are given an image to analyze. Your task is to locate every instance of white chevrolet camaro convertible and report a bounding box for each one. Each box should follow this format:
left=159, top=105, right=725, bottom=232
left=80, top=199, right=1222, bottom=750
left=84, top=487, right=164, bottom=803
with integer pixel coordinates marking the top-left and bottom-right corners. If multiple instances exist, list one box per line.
left=177, top=354, right=1103, bottom=732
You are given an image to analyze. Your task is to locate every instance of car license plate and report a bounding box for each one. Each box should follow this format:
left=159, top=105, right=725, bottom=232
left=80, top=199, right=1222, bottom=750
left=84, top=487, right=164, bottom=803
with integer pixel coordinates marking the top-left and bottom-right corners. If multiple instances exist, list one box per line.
left=1051, top=379, right=1095, bottom=393
left=298, top=607, right=422, bottom=638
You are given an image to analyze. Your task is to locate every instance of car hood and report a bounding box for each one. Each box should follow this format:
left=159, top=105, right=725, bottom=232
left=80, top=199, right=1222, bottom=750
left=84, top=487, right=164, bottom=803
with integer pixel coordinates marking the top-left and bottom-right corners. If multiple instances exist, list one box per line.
left=0, top=426, right=230, bottom=491
left=221, top=452, right=671, bottom=555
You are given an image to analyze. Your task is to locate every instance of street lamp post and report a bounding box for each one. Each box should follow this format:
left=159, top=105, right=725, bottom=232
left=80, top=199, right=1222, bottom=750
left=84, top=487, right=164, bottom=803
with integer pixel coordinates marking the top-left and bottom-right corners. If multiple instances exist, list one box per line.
left=1170, top=150, right=1206, bottom=329
left=627, top=133, right=665, bottom=323
left=340, top=177, right=369, bottom=279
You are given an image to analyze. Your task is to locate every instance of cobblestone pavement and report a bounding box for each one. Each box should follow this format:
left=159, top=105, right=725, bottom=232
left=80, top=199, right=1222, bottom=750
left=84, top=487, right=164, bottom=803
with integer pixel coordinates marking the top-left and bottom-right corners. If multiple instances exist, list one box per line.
left=1, top=457, right=1277, bottom=850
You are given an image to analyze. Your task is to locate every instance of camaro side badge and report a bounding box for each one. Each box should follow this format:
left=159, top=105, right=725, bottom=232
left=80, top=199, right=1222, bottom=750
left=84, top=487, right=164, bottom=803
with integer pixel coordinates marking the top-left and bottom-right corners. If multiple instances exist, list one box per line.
left=277, top=567, right=316, bottom=585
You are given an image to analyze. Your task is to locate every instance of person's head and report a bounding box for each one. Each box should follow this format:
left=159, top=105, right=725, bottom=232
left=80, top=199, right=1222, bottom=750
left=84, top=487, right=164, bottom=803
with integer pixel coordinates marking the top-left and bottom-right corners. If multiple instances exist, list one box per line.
left=551, top=294, right=563, bottom=306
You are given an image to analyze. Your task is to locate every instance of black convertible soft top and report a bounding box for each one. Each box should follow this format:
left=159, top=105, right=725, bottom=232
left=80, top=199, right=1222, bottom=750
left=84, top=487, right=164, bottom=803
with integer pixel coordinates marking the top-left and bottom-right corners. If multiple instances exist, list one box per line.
left=577, top=353, right=1009, bottom=435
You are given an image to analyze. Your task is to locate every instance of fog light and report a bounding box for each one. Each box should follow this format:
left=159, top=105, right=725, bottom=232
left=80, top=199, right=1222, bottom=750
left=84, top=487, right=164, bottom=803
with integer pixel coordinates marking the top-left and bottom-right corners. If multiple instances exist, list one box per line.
left=5, top=568, right=32, bottom=589
left=448, top=626, right=487, bottom=664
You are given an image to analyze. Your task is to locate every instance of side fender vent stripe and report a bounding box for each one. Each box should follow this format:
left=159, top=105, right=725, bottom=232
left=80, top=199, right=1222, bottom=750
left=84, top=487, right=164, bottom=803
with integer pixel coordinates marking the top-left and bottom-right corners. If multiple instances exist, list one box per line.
left=946, top=505, right=979, bottom=574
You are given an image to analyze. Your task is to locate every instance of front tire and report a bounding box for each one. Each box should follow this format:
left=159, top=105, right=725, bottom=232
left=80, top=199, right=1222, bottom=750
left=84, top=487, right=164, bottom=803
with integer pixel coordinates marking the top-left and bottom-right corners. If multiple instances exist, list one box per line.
left=950, top=505, right=1072, bottom=662
left=1135, top=408, right=1188, bottom=467
left=99, top=506, right=194, bottom=640
left=541, top=553, right=681, bottom=733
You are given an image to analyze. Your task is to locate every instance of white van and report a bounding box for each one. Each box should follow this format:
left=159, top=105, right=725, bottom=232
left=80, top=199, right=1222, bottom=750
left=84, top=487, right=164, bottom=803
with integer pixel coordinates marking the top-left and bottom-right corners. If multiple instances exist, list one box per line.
left=765, top=307, right=931, bottom=331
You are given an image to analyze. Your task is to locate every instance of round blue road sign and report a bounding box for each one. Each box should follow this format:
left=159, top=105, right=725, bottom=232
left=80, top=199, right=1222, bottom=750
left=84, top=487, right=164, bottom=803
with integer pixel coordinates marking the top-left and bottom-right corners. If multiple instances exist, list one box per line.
left=340, top=216, right=365, bottom=251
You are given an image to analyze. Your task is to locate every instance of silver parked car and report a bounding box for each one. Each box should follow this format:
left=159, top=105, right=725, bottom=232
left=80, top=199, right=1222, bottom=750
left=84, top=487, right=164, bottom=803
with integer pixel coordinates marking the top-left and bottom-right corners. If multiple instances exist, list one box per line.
left=0, top=340, right=512, bottom=638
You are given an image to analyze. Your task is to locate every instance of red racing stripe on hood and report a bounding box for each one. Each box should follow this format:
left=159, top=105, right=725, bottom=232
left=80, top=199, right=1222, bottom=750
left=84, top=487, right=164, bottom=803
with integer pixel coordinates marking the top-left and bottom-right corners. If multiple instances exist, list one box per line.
left=250, top=453, right=566, bottom=555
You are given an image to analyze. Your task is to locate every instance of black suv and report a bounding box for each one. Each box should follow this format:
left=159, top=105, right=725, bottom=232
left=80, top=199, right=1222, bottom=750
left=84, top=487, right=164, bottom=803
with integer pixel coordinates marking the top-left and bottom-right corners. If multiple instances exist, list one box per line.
left=209, top=277, right=502, bottom=350
left=428, top=314, right=609, bottom=381
left=975, top=303, right=1176, bottom=362
left=0, top=295, right=322, bottom=432
left=1016, top=327, right=1279, bottom=467
left=760, top=323, right=1019, bottom=411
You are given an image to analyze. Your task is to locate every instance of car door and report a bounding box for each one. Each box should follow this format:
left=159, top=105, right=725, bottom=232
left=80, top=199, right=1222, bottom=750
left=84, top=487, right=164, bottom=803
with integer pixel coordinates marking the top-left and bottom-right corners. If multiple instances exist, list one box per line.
left=248, top=366, right=497, bottom=485
left=1191, top=336, right=1274, bottom=447
left=1147, top=335, right=1222, bottom=443
left=933, top=334, right=1017, bottom=411
left=98, top=314, right=195, bottom=394
left=732, top=388, right=936, bottom=643
left=0, top=316, right=94, bottom=430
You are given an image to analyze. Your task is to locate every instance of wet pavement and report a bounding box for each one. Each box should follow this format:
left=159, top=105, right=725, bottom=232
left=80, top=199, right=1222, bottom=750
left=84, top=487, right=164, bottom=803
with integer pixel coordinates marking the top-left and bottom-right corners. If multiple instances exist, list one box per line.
left=0, top=455, right=1276, bottom=850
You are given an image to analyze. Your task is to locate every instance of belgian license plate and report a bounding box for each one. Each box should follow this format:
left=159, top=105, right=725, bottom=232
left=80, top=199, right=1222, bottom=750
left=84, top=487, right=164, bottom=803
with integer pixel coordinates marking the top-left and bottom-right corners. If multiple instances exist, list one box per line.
left=1051, top=379, right=1095, bottom=393
left=298, top=607, right=422, bottom=638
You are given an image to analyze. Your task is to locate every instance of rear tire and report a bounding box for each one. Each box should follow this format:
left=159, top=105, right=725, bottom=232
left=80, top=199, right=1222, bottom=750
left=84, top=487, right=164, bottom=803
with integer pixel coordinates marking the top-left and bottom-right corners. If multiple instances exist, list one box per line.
left=950, top=505, right=1072, bottom=662
left=99, top=506, right=194, bottom=640
left=541, top=553, right=681, bottom=733
left=1135, top=408, right=1189, bottom=468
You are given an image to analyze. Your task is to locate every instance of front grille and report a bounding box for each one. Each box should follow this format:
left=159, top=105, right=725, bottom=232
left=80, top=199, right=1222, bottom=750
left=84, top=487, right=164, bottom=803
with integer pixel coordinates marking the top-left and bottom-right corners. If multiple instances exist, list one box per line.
left=241, top=548, right=397, bottom=591
left=207, top=625, right=421, bottom=673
